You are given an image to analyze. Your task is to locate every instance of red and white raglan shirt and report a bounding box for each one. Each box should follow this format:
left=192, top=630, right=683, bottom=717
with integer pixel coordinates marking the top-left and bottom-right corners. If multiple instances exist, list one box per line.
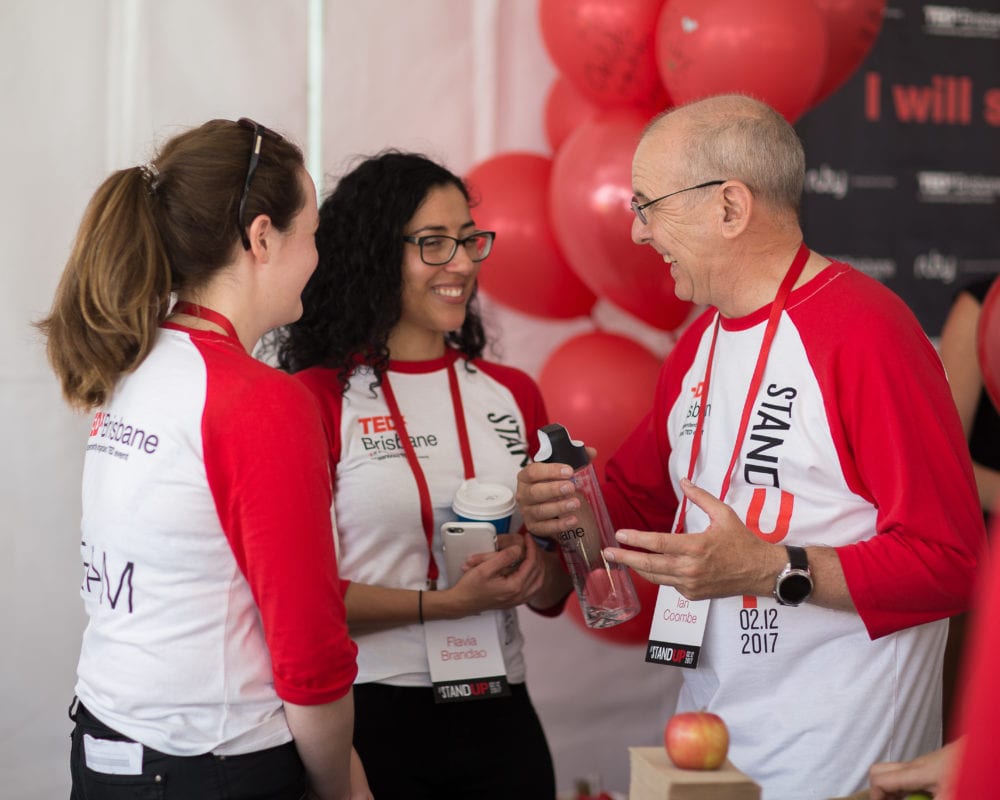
left=76, top=324, right=358, bottom=756
left=605, top=263, right=985, bottom=799
left=296, top=348, right=552, bottom=687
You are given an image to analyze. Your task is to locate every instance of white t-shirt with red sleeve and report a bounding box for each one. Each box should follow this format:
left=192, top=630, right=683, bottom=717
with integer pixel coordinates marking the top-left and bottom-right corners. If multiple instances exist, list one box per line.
left=605, top=263, right=985, bottom=799
left=75, top=324, right=358, bottom=757
left=296, top=349, right=551, bottom=687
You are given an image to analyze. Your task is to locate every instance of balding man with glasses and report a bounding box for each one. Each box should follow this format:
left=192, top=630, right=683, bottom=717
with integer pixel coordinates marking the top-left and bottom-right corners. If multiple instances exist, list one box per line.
left=517, top=93, right=984, bottom=799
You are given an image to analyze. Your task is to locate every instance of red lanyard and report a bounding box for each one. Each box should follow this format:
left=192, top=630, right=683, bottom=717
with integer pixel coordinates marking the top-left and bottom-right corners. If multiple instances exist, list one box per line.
left=172, top=301, right=244, bottom=352
left=674, top=243, right=810, bottom=533
left=381, top=357, right=475, bottom=585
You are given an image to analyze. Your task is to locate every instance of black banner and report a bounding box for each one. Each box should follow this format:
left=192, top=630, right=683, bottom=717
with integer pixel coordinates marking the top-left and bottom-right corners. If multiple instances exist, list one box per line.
left=796, top=1, right=1000, bottom=337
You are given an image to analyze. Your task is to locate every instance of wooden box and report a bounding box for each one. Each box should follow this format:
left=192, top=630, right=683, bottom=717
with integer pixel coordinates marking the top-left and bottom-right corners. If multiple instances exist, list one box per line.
left=629, top=747, right=762, bottom=800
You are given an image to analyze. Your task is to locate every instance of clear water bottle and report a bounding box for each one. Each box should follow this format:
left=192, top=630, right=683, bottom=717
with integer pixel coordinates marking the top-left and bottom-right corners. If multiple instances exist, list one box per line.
left=535, top=423, right=640, bottom=629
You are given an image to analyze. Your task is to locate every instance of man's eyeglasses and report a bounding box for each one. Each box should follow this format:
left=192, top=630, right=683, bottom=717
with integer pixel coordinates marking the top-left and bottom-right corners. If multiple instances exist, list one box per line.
left=236, top=117, right=282, bottom=250
left=402, top=231, right=496, bottom=266
left=630, top=180, right=726, bottom=225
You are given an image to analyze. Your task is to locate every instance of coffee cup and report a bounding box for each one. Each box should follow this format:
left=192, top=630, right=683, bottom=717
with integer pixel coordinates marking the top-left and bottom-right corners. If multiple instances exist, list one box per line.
left=451, top=478, right=516, bottom=533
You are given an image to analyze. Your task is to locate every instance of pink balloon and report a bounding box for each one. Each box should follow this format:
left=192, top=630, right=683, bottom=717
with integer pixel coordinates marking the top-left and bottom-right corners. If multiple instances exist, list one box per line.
left=465, top=153, right=596, bottom=320
left=654, top=0, right=828, bottom=123
left=539, top=0, right=671, bottom=110
left=811, top=0, right=886, bottom=106
left=549, top=110, right=693, bottom=331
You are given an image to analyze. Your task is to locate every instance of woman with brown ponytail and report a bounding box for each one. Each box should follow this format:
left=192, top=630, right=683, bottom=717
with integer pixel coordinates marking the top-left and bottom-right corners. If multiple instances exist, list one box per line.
left=38, top=118, right=369, bottom=800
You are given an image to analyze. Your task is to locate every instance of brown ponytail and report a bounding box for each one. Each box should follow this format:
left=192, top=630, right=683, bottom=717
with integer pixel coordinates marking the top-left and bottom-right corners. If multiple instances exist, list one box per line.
left=38, top=167, right=170, bottom=410
left=37, top=118, right=306, bottom=411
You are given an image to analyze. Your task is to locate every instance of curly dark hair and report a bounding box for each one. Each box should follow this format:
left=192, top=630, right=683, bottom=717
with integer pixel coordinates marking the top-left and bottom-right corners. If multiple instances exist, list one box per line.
left=272, top=150, right=487, bottom=391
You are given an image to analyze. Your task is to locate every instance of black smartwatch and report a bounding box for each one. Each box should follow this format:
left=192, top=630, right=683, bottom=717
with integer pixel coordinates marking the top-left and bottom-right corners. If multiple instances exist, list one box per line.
left=774, top=545, right=813, bottom=606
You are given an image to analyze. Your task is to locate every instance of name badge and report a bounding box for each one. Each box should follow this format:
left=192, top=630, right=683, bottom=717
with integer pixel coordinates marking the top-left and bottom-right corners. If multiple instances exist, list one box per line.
left=645, top=585, right=710, bottom=669
left=424, top=610, right=510, bottom=703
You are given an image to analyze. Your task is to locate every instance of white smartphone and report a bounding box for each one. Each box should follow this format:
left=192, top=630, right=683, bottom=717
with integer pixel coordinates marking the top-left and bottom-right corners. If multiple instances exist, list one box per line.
left=441, top=521, right=497, bottom=585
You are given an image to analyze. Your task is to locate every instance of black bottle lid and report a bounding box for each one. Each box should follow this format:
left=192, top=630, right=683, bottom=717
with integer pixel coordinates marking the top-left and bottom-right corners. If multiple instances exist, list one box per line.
left=534, top=423, right=590, bottom=470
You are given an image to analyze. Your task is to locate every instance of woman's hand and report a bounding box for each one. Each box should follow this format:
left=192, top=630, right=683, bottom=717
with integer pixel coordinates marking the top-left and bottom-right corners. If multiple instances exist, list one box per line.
left=449, top=532, right=546, bottom=613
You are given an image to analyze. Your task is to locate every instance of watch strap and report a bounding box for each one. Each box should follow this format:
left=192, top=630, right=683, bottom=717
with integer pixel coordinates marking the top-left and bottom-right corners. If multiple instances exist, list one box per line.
left=774, top=544, right=813, bottom=606
left=785, top=544, right=808, bottom=571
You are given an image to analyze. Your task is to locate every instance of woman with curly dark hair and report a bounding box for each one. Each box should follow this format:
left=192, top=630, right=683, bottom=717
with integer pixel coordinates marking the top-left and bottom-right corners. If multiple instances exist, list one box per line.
left=274, top=151, right=571, bottom=799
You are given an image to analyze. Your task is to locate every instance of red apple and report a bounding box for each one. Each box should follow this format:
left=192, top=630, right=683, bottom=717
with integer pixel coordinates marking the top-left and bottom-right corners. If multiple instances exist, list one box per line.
left=664, top=711, right=729, bottom=770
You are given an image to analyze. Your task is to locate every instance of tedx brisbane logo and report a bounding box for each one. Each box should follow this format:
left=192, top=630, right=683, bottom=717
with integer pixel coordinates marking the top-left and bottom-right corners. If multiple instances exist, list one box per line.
left=89, top=411, right=161, bottom=456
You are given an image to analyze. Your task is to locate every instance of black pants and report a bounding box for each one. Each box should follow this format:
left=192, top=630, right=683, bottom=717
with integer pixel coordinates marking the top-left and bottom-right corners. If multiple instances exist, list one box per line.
left=69, top=701, right=307, bottom=800
left=353, top=682, right=556, bottom=799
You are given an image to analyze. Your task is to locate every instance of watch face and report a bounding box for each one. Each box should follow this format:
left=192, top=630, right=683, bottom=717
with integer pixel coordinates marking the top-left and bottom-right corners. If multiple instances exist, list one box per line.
left=779, top=573, right=812, bottom=604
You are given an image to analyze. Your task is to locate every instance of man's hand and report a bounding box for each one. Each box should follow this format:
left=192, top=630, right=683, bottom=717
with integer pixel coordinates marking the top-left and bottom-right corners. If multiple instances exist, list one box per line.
left=515, top=459, right=585, bottom=538
left=602, top=478, right=785, bottom=600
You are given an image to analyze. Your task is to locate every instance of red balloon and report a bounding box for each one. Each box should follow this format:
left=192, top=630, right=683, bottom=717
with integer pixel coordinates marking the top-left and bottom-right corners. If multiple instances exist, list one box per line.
left=811, top=0, right=886, bottom=106
left=539, top=0, right=671, bottom=110
left=566, top=571, right=660, bottom=646
left=545, top=77, right=602, bottom=153
left=465, top=153, right=596, bottom=319
left=549, top=110, right=693, bottom=331
left=977, top=279, right=1000, bottom=413
left=546, top=75, right=673, bottom=154
left=538, top=330, right=662, bottom=479
left=654, top=0, right=828, bottom=123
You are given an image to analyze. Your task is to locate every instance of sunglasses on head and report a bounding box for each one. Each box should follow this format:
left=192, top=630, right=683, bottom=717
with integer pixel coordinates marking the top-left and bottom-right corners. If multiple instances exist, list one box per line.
left=236, top=117, right=283, bottom=250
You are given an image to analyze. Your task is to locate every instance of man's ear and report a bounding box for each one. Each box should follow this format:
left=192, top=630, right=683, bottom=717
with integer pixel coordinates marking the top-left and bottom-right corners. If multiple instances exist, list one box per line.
left=247, top=215, right=274, bottom=260
left=720, top=182, right=752, bottom=238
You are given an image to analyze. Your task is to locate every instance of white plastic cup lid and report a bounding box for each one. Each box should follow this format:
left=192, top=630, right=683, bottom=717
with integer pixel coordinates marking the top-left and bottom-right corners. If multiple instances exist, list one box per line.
left=451, top=478, right=516, bottom=520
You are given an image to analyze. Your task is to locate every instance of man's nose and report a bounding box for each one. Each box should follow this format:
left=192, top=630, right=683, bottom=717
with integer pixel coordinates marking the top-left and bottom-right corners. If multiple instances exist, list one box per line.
left=631, top=214, right=650, bottom=245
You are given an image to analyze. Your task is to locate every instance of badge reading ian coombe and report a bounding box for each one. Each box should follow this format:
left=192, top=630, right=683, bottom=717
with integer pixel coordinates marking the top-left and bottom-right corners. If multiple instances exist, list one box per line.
left=645, top=585, right=710, bottom=669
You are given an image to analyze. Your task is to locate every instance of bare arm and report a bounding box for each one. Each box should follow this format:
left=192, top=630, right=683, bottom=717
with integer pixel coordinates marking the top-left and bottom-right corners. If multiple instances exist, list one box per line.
left=284, top=693, right=357, bottom=800
left=939, top=291, right=983, bottom=437
left=343, top=542, right=547, bottom=634
left=939, top=290, right=1000, bottom=509
left=348, top=748, right=373, bottom=800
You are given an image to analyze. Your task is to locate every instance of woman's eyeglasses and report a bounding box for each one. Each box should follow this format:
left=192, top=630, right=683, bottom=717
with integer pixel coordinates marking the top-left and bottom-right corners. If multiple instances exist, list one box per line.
left=402, top=231, right=496, bottom=266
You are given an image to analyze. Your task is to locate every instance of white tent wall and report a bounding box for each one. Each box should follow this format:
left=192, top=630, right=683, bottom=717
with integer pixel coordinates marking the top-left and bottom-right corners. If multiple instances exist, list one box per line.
left=1, top=2, right=680, bottom=797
